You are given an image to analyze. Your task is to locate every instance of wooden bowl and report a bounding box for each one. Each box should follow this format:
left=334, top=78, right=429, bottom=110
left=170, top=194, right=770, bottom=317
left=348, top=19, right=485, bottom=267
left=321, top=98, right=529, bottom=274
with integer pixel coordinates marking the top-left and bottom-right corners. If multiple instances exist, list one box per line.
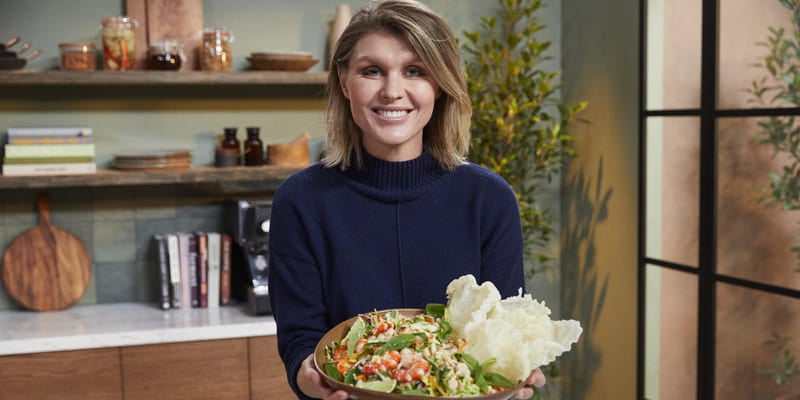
left=248, top=54, right=319, bottom=71
left=313, top=308, right=525, bottom=400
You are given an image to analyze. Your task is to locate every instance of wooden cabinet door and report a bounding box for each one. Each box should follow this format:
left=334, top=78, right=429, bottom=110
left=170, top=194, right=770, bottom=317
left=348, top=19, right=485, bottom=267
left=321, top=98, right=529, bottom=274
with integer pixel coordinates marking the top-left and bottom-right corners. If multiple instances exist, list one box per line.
left=121, top=338, right=249, bottom=400
left=0, top=348, right=122, bottom=400
left=249, top=335, right=295, bottom=399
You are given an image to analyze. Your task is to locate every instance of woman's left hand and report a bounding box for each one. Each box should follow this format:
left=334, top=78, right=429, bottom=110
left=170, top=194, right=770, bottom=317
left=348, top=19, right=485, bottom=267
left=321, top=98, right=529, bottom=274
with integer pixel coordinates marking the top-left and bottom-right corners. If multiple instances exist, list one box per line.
left=511, top=368, right=546, bottom=399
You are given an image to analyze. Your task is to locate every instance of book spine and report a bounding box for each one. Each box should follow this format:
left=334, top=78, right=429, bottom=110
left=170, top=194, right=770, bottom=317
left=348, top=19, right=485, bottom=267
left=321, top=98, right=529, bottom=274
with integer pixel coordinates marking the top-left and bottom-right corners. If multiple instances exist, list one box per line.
left=221, top=234, right=232, bottom=305
left=1, top=162, right=96, bottom=176
left=207, top=232, right=221, bottom=308
left=188, top=234, right=199, bottom=308
left=166, top=234, right=181, bottom=309
left=7, top=127, right=93, bottom=137
left=4, top=143, right=96, bottom=158
left=196, top=232, right=208, bottom=308
left=3, top=156, right=95, bottom=164
left=177, top=233, right=192, bottom=309
left=154, top=235, right=171, bottom=310
left=8, top=136, right=94, bottom=145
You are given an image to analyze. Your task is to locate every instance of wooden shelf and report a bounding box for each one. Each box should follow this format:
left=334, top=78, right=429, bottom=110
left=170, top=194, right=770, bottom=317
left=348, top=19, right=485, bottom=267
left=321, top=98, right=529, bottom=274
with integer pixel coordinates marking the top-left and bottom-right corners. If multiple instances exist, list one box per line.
left=0, top=165, right=301, bottom=189
left=0, top=70, right=328, bottom=86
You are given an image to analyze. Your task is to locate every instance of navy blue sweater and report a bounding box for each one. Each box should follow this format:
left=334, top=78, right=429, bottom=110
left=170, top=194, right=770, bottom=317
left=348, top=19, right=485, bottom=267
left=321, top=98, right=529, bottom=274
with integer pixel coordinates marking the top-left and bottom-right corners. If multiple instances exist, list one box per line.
left=268, top=149, right=525, bottom=399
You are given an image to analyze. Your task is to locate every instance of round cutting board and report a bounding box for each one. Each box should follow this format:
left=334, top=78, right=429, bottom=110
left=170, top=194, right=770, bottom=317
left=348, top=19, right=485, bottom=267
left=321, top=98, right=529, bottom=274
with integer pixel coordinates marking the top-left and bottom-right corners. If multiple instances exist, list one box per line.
left=2, top=194, right=91, bottom=311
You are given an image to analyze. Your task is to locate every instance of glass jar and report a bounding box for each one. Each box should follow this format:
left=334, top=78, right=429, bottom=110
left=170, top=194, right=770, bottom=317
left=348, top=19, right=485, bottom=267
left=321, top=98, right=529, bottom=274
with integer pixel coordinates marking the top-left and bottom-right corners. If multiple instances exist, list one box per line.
left=59, top=42, right=96, bottom=71
left=148, top=39, right=183, bottom=71
left=244, top=127, right=264, bottom=166
left=101, top=16, right=138, bottom=71
left=200, top=28, right=233, bottom=72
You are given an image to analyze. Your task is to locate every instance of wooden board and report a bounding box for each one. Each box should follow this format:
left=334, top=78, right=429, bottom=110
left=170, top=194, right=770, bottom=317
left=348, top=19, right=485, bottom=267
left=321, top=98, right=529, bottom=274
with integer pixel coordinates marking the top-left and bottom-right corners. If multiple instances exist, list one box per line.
left=125, top=0, right=204, bottom=71
left=1, top=193, right=91, bottom=311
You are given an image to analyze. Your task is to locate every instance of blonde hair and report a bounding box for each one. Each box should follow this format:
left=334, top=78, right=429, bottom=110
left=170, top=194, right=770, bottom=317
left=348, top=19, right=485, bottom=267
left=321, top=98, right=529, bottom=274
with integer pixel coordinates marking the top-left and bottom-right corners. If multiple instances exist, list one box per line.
left=322, top=0, right=471, bottom=171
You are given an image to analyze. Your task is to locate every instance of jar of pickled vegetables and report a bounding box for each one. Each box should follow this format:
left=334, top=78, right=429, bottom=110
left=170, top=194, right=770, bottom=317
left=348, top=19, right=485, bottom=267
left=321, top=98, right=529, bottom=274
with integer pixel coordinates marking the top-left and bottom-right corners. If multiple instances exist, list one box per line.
left=200, top=28, right=233, bottom=72
left=101, top=17, right=138, bottom=71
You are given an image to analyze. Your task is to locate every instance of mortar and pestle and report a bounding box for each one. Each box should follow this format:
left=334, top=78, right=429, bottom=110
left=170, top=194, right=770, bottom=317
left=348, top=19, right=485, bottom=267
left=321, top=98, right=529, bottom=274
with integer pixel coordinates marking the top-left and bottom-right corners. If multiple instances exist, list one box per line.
left=266, top=133, right=311, bottom=168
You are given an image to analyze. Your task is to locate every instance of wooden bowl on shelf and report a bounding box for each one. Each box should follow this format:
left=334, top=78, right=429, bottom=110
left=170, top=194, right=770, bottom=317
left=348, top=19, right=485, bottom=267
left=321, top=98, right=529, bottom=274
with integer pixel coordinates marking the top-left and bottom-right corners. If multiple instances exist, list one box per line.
left=248, top=52, right=319, bottom=71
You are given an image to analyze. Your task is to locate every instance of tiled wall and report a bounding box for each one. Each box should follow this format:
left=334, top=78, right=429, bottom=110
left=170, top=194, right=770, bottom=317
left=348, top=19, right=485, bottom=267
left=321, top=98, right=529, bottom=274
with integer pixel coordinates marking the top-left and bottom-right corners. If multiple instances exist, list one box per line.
left=0, top=185, right=272, bottom=310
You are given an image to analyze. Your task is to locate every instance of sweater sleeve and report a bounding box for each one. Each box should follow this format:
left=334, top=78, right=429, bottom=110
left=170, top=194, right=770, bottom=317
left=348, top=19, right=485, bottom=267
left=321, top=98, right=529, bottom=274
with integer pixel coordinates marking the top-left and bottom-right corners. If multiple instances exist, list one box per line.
left=478, top=173, right=526, bottom=298
left=268, top=179, right=329, bottom=400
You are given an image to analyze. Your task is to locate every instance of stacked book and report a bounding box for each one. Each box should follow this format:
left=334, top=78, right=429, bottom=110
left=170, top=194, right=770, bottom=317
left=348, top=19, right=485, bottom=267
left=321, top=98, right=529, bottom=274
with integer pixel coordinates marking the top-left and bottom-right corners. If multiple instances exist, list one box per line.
left=2, top=126, right=97, bottom=176
left=153, top=232, right=234, bottom=310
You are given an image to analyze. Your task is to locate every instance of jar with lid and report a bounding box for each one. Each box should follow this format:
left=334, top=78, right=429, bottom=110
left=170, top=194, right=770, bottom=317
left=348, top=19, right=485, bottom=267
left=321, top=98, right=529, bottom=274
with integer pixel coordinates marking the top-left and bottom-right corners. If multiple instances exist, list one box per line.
left=59, top=42, right=96, bottom=71
left=244, top=127, right=264, bottom=166
left=200, top=28, right=233, bottom=72
left=148, top=39, right=183, bottom=70
left=101, top=16, right=138, bottom=71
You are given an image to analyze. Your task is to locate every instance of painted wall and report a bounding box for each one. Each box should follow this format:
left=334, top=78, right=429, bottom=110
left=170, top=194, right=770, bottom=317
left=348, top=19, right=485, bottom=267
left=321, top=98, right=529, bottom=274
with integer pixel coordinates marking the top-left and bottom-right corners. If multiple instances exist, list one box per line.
left=0, top=0, right=564, bottom=316
left=560, top=0, right=639, bottom=399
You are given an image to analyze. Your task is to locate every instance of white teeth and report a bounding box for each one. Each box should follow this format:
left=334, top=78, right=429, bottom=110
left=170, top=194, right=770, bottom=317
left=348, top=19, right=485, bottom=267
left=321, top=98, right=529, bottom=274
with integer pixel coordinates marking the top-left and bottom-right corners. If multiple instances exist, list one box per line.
left=377, top=110, right=408, bottom=118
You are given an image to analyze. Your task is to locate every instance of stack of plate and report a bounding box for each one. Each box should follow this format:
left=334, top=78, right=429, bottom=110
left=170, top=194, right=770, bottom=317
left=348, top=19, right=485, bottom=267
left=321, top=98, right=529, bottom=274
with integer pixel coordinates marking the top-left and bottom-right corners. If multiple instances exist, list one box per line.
left=248, top=51, right=319, bottom=71
left=112, top=150, right=192, bottom=171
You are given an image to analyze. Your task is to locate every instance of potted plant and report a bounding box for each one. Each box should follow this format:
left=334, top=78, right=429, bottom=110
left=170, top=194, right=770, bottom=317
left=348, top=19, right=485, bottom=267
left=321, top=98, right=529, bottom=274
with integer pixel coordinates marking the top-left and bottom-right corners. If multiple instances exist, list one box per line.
left=461, top=0, right=587, bottom=398
left=749, top=0, right=800, bottom=397
left=463, top=0, right=587, bottom=278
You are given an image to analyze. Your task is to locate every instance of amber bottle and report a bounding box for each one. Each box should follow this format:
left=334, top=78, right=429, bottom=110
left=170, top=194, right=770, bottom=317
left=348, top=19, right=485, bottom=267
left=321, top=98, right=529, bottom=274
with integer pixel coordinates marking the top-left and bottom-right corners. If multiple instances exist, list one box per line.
left=244, top=127, right=264, bottom=166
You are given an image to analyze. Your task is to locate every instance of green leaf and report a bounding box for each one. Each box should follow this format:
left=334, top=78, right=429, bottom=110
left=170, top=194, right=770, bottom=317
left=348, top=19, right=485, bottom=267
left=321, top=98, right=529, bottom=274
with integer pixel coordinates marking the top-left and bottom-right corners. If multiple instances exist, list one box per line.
left=324, top=362, right=343, bottom=382
left=377, top=333, right=423, bottom=354
left=483, top=372, right=515, bottom=388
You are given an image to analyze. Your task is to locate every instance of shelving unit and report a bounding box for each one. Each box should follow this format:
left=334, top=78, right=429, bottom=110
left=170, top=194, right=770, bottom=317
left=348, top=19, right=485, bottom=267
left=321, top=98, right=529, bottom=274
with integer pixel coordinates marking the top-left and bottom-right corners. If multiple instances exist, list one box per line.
left=0, top=165, right=302, bottom=189
left=0, top=70, right=325, bottom=189
left=0, top=70, right=328, bottom=86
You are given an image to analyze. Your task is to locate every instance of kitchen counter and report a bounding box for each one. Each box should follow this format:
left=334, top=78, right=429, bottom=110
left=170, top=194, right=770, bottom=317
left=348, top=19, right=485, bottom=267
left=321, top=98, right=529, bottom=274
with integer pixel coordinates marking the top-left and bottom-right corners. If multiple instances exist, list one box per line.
left=0, top=302, right=276, bottom=356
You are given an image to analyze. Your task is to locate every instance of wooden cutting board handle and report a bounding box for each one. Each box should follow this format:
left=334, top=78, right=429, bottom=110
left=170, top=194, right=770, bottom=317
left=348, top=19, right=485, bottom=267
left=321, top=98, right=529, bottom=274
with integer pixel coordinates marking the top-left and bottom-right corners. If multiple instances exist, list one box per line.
left=1, top=193, right=92, bottom=312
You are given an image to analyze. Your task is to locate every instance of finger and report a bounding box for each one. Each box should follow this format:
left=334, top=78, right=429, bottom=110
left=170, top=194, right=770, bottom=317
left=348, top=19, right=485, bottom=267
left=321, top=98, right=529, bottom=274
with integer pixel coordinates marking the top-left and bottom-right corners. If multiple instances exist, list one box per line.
left=527, top=369, right=546, bottom=388
left=513, top=387, right=533, bottom=399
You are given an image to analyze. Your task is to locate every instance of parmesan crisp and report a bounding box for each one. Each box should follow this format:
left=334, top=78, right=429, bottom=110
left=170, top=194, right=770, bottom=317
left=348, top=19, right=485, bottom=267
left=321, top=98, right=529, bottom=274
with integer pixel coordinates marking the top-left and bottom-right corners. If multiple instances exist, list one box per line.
left=446, top=274, right=583, bottom=383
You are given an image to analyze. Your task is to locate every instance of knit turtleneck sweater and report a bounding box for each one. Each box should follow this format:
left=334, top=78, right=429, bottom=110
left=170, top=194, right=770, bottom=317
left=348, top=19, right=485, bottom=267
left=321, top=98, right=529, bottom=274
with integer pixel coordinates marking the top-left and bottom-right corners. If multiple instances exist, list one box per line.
left=268, top=149, right=525, bottom=400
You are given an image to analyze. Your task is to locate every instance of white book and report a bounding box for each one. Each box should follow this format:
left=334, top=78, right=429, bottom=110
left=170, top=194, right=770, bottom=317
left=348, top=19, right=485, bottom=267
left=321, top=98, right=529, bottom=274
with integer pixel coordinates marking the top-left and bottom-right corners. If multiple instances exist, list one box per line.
left=206, top=232, right=221, bottom=308
left=165, top=234, right=181, bottom=309
left=1, top=162, right=96, bottom=176
left=7, top=126, right=93, bottom=137
left=177, top=233, right=193, bottom=310
left=4, top=143, right=96, bottom=158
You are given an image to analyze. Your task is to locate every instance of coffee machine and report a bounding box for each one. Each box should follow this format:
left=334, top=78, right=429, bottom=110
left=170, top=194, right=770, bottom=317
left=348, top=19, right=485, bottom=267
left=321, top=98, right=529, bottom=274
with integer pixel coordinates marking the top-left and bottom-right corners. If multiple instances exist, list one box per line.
left=224, top=199, right=272, bottom=315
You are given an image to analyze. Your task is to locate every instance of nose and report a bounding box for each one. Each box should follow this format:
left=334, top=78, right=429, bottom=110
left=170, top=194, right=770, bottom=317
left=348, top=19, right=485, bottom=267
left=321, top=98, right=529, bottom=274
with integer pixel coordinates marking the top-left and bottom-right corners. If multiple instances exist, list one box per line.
left=380, top=73, right=404, bottom=101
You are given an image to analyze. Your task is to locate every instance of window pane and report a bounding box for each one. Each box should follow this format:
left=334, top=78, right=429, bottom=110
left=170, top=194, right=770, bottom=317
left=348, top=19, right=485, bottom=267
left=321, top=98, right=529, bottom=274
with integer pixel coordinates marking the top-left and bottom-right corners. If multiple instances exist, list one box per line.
left=717, top=283, right=800, bottom=399
left=718, top=0, right=795, bottom=109
left=646, top=117, right=699, bottom=267
left=717, top=117, right=800, bottom=291
left=646, top=0, right=701, bottom=110
left=645, top=264, right=697, bottom=400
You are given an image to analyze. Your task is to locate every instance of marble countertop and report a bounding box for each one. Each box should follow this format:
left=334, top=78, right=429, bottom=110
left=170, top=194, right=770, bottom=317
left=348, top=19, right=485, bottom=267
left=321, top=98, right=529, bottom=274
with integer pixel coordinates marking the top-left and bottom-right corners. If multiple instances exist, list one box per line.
left=0, top=303, right=276, bottom=356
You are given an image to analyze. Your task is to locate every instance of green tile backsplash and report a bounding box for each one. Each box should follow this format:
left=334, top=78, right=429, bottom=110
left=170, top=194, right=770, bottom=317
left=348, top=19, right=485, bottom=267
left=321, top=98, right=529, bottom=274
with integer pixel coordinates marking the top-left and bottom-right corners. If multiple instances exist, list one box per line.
left=0, top=185, right=242, bottom=311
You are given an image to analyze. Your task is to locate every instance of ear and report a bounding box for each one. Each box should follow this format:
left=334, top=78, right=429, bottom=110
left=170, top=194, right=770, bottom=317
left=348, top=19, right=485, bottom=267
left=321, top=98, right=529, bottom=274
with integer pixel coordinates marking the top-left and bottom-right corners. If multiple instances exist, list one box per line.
left=338, top=68, right=350, bottom=99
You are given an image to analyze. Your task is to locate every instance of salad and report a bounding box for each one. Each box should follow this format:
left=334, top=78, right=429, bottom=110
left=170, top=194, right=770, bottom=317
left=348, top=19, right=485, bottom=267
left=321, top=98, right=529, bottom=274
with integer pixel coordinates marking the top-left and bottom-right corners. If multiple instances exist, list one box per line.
left=322, top=304, right=516, bottom=396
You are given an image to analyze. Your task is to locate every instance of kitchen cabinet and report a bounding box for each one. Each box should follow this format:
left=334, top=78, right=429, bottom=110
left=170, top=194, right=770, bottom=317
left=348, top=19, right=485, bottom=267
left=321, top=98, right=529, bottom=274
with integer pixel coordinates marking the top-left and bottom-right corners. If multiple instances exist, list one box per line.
left=122, top=338, right=250, bottom=400
left=0, top=337, right=293, bottom=400
left=249, top=335, right=295, bottom=400
left=0, top=347, right=123, bottom=400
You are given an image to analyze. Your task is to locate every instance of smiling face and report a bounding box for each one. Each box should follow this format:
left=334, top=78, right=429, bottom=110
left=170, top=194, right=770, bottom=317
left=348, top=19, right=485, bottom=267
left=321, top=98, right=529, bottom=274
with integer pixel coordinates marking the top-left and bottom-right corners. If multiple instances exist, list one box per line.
left=338, top=30, right=440, bottom=162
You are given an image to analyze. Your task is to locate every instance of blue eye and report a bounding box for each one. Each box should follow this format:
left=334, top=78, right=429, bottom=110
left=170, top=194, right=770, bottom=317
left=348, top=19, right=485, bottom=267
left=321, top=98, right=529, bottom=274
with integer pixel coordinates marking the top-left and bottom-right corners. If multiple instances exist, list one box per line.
left=363, top=67, right=381, bottom=76
left=406, top=66, right=424, bottom=77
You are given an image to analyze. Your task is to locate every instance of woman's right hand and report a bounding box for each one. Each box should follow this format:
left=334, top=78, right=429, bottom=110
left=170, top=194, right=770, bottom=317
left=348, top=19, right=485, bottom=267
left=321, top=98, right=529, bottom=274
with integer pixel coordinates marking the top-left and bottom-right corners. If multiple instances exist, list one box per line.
left=297, top=354, right=351, bottom=400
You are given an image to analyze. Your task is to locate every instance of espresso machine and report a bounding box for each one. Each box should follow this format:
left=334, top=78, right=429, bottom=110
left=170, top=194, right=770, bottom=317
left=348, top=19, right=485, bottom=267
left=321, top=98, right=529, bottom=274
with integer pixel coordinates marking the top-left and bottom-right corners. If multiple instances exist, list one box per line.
left=224, top=199, right=272, bottom=315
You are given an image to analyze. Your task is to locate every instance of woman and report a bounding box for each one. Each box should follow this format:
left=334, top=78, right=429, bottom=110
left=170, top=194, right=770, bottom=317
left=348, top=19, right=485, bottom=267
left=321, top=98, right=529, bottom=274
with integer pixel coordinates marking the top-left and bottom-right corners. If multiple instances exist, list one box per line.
left=268, top=1, right=545, bottom=398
